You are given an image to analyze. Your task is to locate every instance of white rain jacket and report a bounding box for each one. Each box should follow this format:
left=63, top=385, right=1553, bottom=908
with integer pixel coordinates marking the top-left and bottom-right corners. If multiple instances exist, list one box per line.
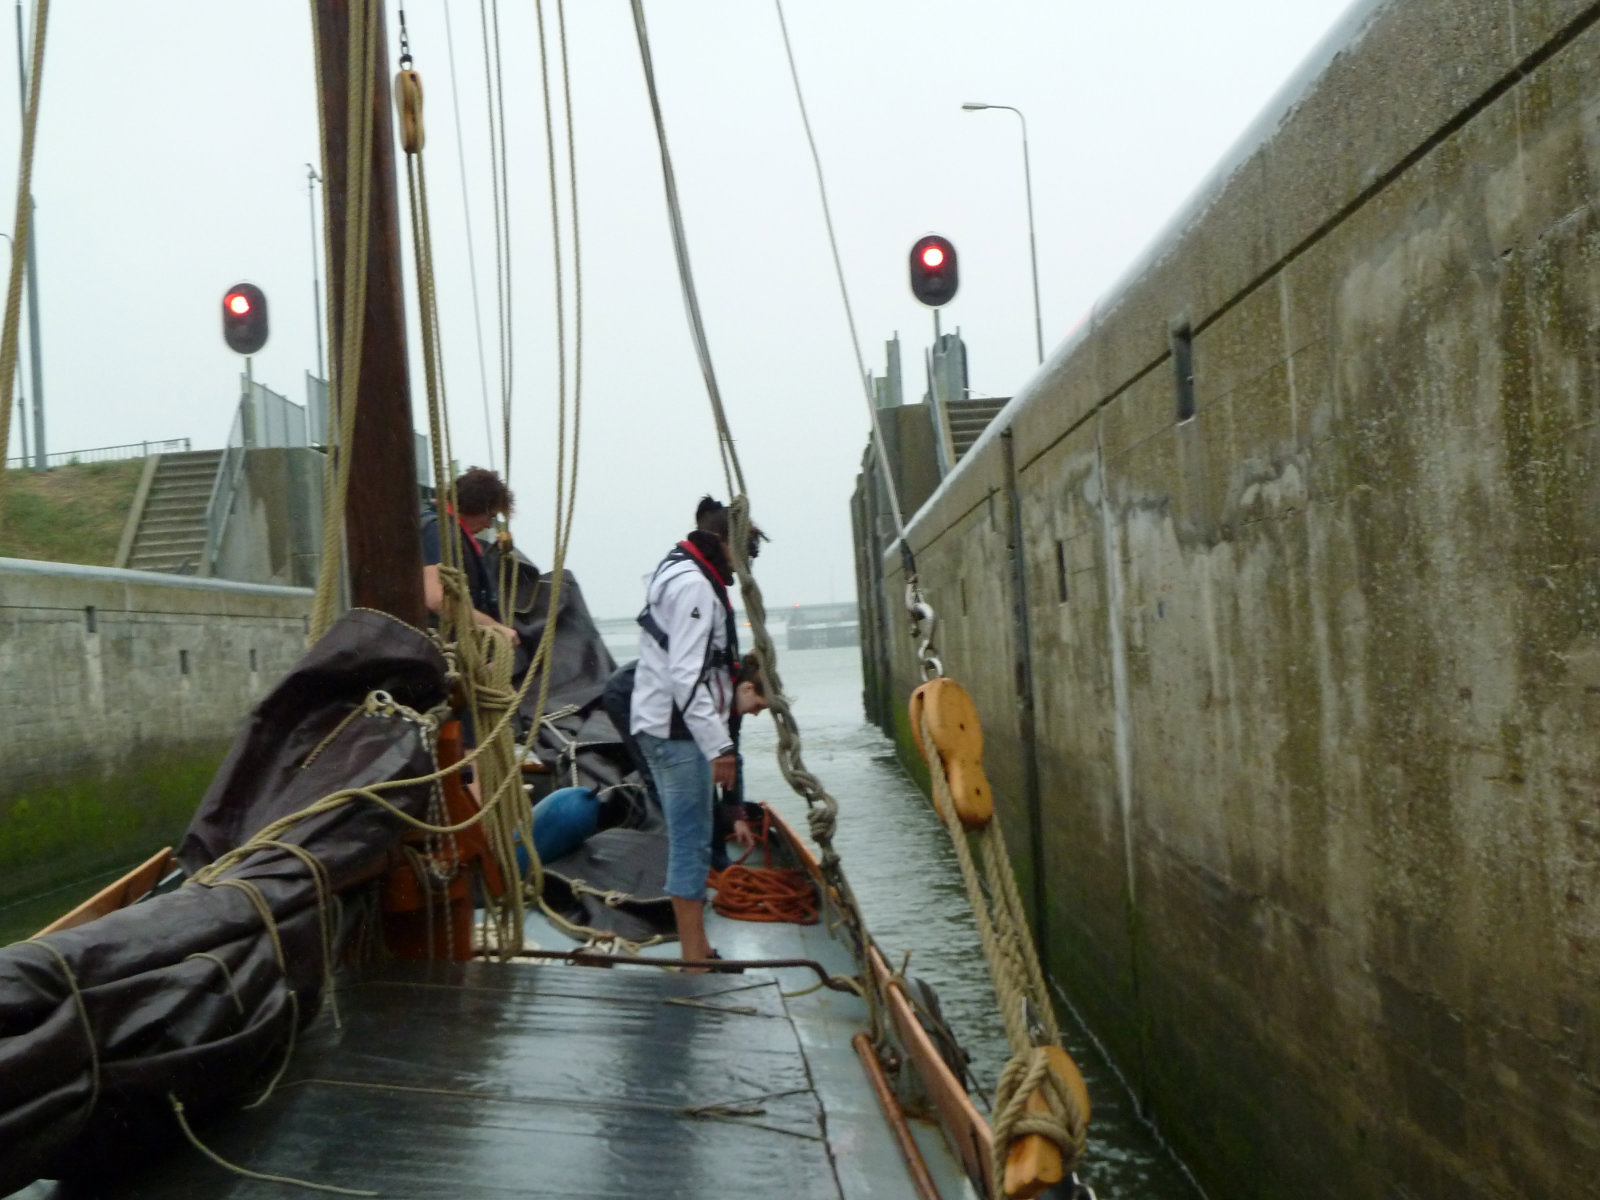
left=630, top=542, right=736, bottom=761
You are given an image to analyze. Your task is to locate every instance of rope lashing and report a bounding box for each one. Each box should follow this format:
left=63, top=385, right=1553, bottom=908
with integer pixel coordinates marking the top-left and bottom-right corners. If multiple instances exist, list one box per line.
left=28, top=938, right=100, bottom=1137
left=914, top=693, right=1089, bottom=1197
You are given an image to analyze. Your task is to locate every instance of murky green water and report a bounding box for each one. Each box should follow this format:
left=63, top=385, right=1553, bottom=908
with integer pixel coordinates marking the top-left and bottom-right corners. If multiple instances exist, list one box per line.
left=0, top=864, right=135, bottom=947
left=737, top=644, right=1204, bottom=1200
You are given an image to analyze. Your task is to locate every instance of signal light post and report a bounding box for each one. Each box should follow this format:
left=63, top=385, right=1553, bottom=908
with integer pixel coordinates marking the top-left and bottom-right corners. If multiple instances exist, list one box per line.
left=221, top=283, right=268, bottom=449
left=909, top=234, right=959, bottom=308
left=221, top=283, right=269, bottom=356
left=910, top=235, right=961, bottom=475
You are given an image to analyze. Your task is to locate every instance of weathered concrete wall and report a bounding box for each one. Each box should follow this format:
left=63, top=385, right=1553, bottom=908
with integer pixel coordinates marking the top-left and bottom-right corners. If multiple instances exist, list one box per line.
left=0, top=560, right=310, bottom=907
left=213, top=447, right=325, bottom=588
left=859, top=1, right=1600, bottom=1194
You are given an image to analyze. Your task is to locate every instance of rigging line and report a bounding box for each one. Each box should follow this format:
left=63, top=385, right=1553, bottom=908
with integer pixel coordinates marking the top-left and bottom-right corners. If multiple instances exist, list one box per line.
left=555, top=0, right=583, bottom=554
left=533, top=0, right=569, bottom=551
left=388, top=14, right=587, bottom=953
left=310, top=0, right=381, bottom=641
left=442, top=0, right=497, bottom=472
left=628, top=0, right=741, bottom=501
left=0, top=0, right=46, bottom=510
left=478, top=0, right=513, bottom=478
left=488, top=0, right=513, bottom=479
left=770, top=0, right=906, bottom=542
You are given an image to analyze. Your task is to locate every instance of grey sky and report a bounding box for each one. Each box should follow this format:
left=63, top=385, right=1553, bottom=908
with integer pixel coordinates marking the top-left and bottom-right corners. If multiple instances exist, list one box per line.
left=1, top=0, right=1352, bottom=618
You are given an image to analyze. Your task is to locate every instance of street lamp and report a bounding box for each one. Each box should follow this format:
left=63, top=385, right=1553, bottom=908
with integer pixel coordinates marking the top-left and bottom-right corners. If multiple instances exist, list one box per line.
left=306, top=164, right=325, bottom=381
left=962, top=101, right=1044, bottom=365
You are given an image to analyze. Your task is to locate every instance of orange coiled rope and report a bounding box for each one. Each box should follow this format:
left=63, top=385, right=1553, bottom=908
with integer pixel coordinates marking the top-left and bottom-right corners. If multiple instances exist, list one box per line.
left=707, top=809, right=818, bottom=925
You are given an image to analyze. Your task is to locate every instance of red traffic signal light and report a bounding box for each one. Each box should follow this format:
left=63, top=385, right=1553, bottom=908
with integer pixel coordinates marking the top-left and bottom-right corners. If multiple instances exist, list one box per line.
left=221, top=282, right=268, bottom=355
left=910, top=235, right=958, bottom=307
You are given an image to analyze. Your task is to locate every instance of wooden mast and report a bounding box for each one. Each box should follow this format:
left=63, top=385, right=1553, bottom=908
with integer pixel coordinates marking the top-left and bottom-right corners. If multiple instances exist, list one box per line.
left=313, top=0, right=426, bottom=627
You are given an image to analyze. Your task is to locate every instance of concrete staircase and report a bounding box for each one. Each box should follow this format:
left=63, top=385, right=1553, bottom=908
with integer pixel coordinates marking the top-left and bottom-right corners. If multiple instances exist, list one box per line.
left=945, top=397, right=1008, bottom=463
left=124, top=450, right=224, bottom=575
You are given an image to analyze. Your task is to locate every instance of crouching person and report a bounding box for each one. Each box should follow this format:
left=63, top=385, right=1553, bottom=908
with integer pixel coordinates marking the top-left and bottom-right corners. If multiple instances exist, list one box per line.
left=630, top=497, right=767, bottom=968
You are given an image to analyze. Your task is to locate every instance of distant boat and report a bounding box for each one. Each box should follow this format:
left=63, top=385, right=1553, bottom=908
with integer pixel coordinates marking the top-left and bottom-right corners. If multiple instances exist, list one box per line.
left=787, top=603, right=861, bottom=650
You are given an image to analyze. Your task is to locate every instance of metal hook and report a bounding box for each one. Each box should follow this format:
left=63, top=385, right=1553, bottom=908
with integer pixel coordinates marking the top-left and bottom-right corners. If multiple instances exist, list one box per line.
left=396, top=1, right=413, bottom=68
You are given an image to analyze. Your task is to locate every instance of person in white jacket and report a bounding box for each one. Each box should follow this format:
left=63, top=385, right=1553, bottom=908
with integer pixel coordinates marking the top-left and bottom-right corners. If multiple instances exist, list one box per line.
left=631, top=497, right=762, bottom=967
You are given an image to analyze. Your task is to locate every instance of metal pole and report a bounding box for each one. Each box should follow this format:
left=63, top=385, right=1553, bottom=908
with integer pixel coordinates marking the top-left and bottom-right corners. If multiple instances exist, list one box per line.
left=1017, top=111, right=1044, bottom=365
left=15, top=0, right=43, bottom=468
left=306, top=163, right=325, bottom=380
left=963, top=102, right=1045, bottom=365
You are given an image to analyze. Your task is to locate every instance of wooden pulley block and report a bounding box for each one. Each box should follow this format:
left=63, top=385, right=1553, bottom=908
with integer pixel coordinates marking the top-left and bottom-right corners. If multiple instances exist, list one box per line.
left=395, top=69, right=424, bottom=153
left=1003, top=1045, right=1092, bottom=1199
left=909, top=677, right=993, bottom=830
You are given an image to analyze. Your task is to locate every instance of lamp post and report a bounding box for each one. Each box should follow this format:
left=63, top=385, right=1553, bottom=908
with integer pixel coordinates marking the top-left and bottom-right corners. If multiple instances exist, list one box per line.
left=962, top=101, right=1043, bottom=365
left=306, top=163, right=325, bottom=380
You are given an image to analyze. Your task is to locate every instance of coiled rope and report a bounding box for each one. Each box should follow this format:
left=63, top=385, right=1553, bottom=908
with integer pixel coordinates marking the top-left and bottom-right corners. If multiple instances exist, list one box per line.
left=708, top=810, right=818, bottom=925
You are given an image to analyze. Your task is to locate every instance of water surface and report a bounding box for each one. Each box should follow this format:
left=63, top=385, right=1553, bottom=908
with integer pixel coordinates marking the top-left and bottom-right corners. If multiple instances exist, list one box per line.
left=737, top=644, right=1203, bottom=1200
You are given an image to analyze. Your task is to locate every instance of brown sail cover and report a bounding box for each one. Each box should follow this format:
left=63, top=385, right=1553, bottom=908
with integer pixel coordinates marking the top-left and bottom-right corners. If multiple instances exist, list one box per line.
left=0, top=610, right=448, bottom=1194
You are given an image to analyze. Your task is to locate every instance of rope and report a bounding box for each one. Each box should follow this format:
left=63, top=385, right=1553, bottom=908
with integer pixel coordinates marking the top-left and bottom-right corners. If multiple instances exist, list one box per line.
left=440, top=0, right=496, bottom=471
left=29, top=938, right=99, bottom=1134
left=918, top=708, right=1086, bottom=1192
left=769, top=0, right=906, bottom=538
left=169, top=1094, right=377, bottom=1197
left=628, top=0, right=884, bottom=1046
left=477, top=0, right=513, bottom=478
left=0, top=0, right=47, bottom=523
left=628, top=0, right=740, bottom=500
left=708, top=809, right=816, bottom=924
left=184, top=952, right=247, bottom=1015
left=206, top=877, right=302, bottom=1111
left=709, top=864, right=817, bottom=925
left=309, top=0, right=381, bottom=642
left=390, top=18, right=611, bottom=960
left=768, top=1, right=947, bottom=677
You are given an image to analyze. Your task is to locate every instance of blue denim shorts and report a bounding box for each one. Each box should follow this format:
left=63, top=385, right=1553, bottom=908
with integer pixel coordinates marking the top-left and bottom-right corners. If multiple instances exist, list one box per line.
left=636, top=731, right=713, bottom=901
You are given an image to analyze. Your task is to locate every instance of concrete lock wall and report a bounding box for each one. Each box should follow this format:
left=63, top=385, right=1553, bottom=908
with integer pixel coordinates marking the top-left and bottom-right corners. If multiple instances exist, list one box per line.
left=214, top=447, right=326, bottom=589
left=860, top=1, right=1600, bottom=1194
left=0, top=559, right=310, bottom=908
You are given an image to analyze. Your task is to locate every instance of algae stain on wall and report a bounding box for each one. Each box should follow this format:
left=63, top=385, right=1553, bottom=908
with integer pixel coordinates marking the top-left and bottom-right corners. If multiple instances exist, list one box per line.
left=0, top=750, right=224, bottom=909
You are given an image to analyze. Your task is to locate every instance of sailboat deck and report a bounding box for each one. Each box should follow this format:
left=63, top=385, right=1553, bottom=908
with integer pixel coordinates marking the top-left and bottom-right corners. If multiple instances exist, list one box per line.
left=12, top=906, right=977, bottom=1199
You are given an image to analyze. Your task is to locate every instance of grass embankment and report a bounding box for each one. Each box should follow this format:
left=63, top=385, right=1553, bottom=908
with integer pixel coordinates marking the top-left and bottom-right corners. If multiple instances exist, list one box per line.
left=0, top=458, right=144, bottom=564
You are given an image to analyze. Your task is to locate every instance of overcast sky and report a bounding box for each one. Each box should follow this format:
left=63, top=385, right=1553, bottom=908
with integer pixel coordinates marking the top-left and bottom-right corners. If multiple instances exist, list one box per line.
left=0, top=0, right=1354, bottom=618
